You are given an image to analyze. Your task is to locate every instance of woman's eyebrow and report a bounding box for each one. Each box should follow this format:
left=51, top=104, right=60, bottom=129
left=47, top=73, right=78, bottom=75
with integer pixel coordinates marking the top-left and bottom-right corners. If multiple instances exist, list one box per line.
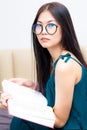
left=37, top=20, right=56, bottom=24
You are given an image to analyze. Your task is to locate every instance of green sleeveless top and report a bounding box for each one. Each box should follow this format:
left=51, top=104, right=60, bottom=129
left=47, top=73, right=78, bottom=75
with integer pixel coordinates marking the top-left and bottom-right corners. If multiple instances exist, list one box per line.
left=46, top=53, right=87, bottom=129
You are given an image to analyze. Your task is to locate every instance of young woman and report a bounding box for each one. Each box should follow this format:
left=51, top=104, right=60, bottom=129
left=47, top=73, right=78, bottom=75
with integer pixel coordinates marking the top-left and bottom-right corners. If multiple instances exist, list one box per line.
left=1, top=2, right=87, bottom=130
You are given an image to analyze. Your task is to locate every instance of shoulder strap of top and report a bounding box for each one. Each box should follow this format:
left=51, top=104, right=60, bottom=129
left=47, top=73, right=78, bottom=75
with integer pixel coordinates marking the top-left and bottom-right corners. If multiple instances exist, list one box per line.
left=53, top=53, right=82, bottom=68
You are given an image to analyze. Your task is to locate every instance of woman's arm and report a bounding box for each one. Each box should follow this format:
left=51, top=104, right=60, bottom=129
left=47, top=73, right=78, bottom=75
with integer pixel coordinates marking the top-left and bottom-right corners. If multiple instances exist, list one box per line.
left=53, top=58, right=81, bottom=128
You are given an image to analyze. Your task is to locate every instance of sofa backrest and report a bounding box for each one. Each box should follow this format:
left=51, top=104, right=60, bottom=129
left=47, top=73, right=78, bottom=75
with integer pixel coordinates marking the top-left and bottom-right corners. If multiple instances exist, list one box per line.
left=0, top=46, right=87, bottom=90
left=0, top=49, right=36, bottom=90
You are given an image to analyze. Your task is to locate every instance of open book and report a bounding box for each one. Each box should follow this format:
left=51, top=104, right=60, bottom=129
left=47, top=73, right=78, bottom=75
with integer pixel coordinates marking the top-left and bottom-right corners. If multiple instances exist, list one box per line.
left=2, top=80, right=55, bottom=128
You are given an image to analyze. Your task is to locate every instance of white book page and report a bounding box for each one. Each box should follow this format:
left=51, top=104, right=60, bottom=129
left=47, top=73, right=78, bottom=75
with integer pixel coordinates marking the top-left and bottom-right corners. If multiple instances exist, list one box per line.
left=8, top=99, right=55, bottom=128
left=2, top=80, right=55, bottom=128
left=2, top=80, right=47, bottom=106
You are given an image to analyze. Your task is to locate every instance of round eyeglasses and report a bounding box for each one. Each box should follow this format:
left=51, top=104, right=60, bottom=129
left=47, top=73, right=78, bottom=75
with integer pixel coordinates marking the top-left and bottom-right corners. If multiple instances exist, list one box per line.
left=32, top=23, right=58, bottom=35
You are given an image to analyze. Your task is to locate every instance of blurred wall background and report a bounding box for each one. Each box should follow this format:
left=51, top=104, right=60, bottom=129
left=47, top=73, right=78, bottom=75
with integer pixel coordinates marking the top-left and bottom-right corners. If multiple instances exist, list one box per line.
left=0, top=0, right=87, bottom=49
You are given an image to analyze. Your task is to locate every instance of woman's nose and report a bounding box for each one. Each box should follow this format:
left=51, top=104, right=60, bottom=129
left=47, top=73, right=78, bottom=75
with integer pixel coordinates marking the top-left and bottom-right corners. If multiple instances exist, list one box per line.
left=42, top=26, right=47, bottom=34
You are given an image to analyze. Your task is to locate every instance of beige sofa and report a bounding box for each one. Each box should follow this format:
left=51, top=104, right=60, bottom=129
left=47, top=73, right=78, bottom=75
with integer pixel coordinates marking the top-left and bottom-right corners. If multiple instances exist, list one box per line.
left=0, top=49, right=36, bottom=129
left=0, top=49, right=36, bottom=90
left=0, top=46, right=87, bottom=90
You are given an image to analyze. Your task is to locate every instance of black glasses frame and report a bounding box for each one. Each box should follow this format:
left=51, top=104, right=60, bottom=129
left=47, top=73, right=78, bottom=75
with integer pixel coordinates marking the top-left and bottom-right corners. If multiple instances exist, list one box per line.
left=32, top=23, right=58, bottom=35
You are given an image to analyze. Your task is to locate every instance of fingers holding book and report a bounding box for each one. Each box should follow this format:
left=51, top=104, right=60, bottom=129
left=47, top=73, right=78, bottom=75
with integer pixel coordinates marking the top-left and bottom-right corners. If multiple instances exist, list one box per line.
left=0, top=91, right=12, bottom=109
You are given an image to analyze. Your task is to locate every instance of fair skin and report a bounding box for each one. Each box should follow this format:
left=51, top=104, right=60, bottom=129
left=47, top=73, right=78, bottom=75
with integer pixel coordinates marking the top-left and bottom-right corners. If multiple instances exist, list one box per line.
left=1, top=11, right=82, bottom=128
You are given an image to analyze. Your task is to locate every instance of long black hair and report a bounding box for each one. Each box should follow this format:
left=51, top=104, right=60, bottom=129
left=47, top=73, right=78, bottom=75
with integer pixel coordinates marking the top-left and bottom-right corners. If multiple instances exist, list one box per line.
left=31, top=2, right=87, bottom=95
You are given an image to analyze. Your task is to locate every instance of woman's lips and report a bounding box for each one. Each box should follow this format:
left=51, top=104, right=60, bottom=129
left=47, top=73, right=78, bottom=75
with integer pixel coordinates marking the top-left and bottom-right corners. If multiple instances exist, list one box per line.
left=41, top=38, right=50, bottom=42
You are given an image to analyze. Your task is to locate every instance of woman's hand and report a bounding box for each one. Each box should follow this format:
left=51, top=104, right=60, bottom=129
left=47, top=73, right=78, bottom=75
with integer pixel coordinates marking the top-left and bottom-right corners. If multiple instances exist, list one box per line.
left=0, top=92, right=12, bottom=109
left=9, top=78, right=37, bottom=90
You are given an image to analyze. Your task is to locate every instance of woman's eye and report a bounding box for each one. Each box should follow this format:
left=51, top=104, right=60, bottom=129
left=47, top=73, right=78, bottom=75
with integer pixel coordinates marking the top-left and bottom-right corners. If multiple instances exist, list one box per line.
left=36, top=24, right=42, bottom=28
left=48, top=23, right=56, bottom=27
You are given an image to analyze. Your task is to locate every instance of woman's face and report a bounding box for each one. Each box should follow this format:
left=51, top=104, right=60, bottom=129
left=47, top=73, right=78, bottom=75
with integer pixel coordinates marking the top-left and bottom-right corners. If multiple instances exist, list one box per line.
left=35, top=10, right=62, bottom=49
